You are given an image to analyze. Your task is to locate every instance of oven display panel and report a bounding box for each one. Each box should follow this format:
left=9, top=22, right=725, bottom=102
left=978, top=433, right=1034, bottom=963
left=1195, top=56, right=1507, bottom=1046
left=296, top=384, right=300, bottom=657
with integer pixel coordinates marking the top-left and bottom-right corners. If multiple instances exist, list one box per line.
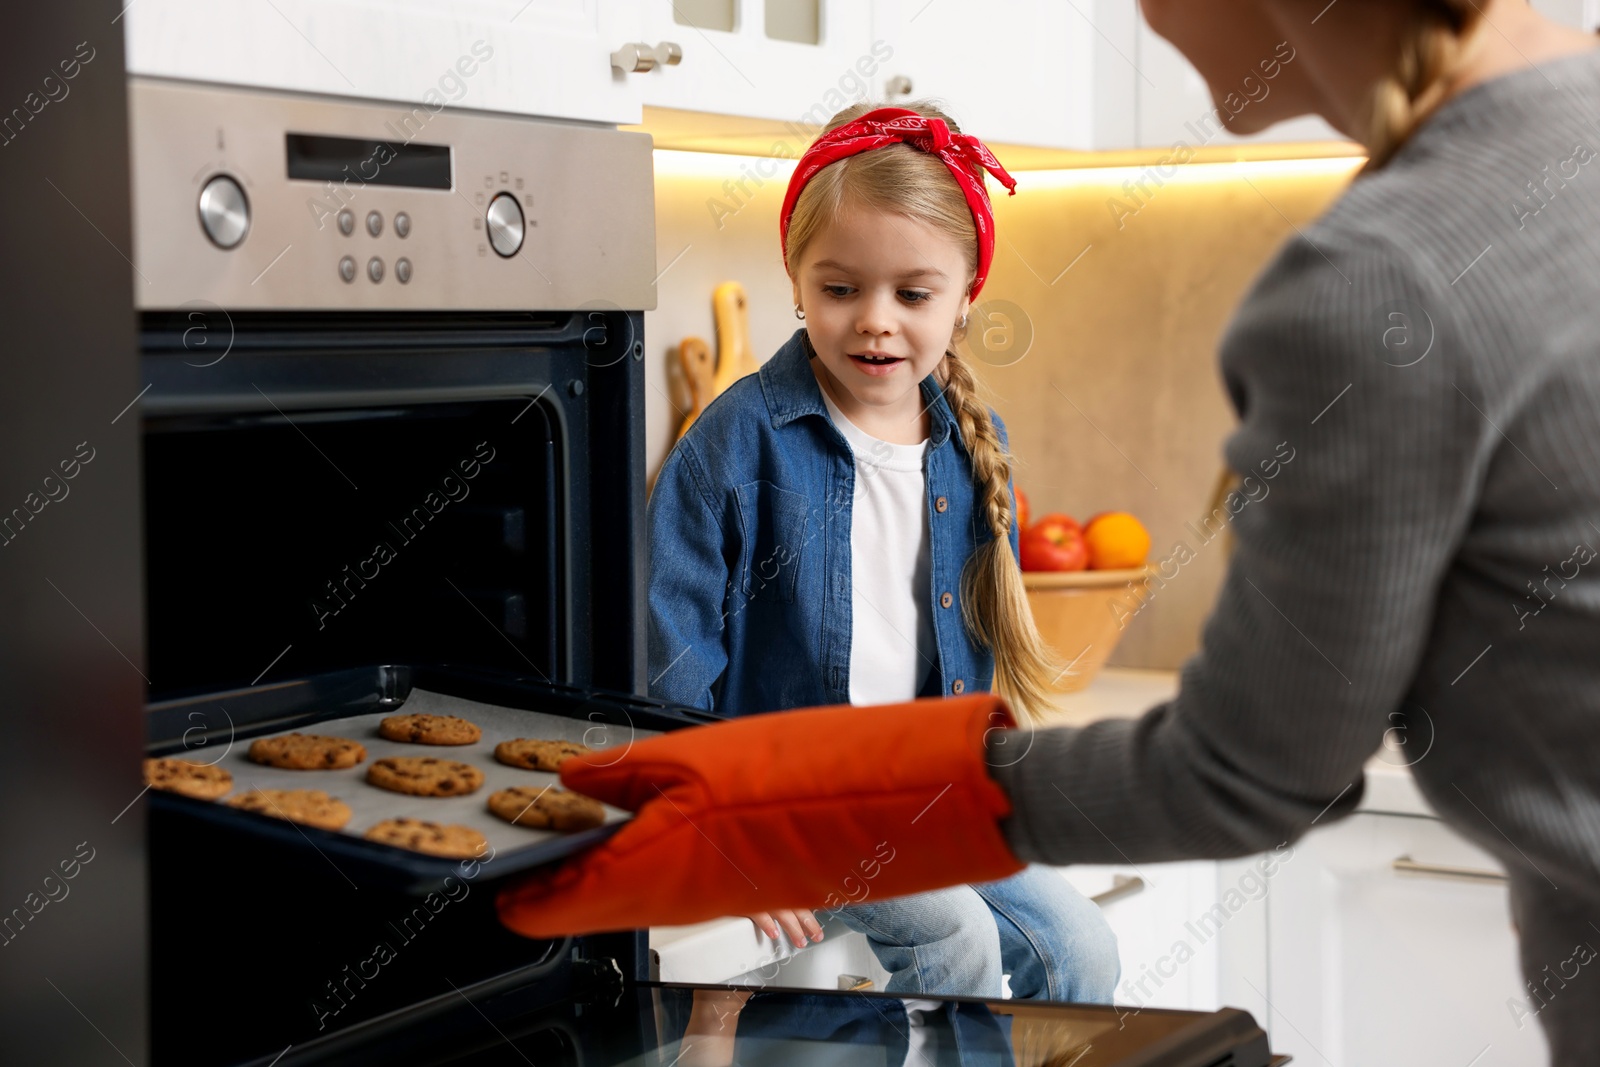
left=286, top=132, right=452, bottom=190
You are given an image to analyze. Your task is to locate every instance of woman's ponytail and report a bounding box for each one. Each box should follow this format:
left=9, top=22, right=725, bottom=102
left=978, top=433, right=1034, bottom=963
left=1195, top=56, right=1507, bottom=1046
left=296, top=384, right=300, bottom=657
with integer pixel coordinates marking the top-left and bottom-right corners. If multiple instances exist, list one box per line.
left=1364, top=1, right=1485, bottom=170
left=940, top=351, right=1062, bottom=723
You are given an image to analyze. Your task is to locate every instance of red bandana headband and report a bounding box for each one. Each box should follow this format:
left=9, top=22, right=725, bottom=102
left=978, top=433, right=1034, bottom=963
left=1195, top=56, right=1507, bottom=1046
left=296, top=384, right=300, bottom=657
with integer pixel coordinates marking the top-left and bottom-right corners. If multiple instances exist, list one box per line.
left=779, top=107, right=1018, bottom=299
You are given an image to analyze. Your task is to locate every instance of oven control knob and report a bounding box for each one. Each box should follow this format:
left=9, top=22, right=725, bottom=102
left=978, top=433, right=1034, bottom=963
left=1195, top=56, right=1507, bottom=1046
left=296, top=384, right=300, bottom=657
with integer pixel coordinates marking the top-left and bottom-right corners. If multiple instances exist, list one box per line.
left=485, top=192, right=524, bottom=257
left=198, top=174, right=250, bottom=249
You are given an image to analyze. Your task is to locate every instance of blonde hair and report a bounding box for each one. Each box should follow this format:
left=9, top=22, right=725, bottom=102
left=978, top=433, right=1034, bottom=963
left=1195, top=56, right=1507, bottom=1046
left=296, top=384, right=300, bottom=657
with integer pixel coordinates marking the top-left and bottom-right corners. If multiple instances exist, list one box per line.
left=1363, top=1, right=1485, bottom=170
left=785, top=101, right=1062, bottom=722
left=1003, top=1011, right=1099, bottom=1067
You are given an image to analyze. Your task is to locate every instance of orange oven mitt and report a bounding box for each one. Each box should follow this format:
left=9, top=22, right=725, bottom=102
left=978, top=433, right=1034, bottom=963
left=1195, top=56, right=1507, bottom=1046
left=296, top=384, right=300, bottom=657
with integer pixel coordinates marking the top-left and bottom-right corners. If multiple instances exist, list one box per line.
left=496, top=695, right=1025, bottom=938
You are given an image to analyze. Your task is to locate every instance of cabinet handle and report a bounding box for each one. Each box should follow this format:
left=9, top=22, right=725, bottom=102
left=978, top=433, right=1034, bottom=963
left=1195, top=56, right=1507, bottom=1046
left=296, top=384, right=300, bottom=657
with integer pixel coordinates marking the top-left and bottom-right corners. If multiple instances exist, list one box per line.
left=610, top=41, right=683, bottom=74
left=610, top=43, right=653, bottom=73
left=1090, top=874, right=1145, bottom=906
left=1392, top=854, right=1508, bottom=885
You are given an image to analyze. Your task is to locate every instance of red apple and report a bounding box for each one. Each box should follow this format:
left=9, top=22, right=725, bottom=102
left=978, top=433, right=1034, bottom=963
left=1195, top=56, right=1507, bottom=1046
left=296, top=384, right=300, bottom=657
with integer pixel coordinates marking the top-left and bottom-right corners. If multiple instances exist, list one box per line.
left=1015, top=487, right=1030, bottom=533
left=1019, top=514, right=1089, bottom=572
left=1031, top=512, right=1081, bottom=537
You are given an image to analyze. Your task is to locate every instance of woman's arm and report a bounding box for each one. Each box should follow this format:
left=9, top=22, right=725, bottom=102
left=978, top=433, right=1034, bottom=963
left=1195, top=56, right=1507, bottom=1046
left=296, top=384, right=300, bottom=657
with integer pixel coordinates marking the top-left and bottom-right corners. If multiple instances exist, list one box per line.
left=648, top=437, right=735, bottom=711
left=493, top=225, right=1501, bottom=938
left=994, top=223, right=1493, bottom=862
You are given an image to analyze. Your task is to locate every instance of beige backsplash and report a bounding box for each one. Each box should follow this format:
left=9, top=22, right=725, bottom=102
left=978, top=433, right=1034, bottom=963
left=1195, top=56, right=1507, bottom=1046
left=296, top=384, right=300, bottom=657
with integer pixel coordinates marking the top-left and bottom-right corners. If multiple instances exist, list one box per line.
left=643, top=150, right=1359, bottom=670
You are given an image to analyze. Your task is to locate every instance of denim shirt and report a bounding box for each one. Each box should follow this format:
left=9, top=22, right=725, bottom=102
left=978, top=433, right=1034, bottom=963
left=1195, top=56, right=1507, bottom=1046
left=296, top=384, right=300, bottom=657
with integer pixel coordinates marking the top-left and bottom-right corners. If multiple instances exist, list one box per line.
left=647, top=328, right=1018, bottom=716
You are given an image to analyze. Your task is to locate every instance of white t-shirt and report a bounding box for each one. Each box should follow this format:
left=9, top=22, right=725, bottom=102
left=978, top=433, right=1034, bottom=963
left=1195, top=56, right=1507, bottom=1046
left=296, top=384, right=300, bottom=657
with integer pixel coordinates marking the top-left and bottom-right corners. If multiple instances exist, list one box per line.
left=820, top=389, right=937, bottom=704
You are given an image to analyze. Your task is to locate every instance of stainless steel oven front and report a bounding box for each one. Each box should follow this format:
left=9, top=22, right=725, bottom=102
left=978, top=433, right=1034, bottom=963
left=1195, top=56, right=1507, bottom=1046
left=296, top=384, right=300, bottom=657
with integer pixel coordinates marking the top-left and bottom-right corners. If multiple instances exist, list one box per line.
left=128, top=78, right=681, bottom=1066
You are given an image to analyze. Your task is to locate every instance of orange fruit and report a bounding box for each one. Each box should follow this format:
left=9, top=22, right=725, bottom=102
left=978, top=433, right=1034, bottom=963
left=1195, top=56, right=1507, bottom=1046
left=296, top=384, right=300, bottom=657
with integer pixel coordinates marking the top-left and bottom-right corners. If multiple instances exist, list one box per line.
left=1082, top=512, right=1150, bottom=570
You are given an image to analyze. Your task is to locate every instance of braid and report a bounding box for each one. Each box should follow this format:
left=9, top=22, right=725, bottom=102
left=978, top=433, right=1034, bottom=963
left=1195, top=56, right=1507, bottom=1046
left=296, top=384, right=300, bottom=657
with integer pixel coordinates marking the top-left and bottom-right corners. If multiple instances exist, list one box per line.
left=940, top=351, right=1062, bottom=722
left=942, top=351, right=1015, bottom=543
left=1364, top=1, right=1484, bottom=171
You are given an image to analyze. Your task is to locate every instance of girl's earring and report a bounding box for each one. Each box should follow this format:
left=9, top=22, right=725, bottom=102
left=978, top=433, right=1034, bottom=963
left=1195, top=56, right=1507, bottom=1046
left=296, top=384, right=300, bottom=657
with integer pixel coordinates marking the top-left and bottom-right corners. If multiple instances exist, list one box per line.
left=795, top=306, right=805, bottom=320
left=957, top=313, right=968, bottom=329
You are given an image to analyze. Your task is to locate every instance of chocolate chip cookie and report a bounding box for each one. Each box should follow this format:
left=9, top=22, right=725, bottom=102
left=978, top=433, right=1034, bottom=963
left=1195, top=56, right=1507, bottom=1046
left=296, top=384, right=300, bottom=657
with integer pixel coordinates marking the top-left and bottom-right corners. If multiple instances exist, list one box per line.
left=248, top=733, right=366, bottom=770
left=143, top=758, right=233, bottom=800
left=378, top=713, right=481, bottom=746
left=494, top=738, right=593, bottom=772
left=226, top=788, right=352, bottom=831
left=487, top=786, right=605, bottom=831
left=366, top=755, right=484, bottom=796
left=364, top=818, right=488, bottom=858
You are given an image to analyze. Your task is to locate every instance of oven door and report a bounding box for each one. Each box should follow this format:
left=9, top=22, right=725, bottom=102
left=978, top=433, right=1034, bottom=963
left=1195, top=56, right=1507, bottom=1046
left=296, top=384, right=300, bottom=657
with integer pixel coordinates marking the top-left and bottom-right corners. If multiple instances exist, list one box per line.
left=141, top=308, right=657, bottom=1064
left=141, top=307, right=647, bottom=698
left=250, top=980, right=1281, bottom=1067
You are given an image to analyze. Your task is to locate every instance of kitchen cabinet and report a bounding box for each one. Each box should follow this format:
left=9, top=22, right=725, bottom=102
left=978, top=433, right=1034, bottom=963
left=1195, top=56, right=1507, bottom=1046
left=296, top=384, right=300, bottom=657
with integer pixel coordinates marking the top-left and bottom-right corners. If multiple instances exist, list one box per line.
left=867, top=0, right=1136, bottom=152
left=124, top=0, right=1359, bottom=154
left=124, top=0, right=648, bottom=125
left=656, top=859, right=1252, bottom=1006
left=1057, top=859, right=1256, bottom=1015
left=635, top=0, right=878, bottom=123
left=1532, top=0, right=1600, bottom=31
left=868, top=1, right=1351, bottom=153
left=1132, top=20, right=1345, bottom=151
left=652, top=914, right=889, bottom=989
left=1266, top=812, right=1550, bottom=1067
left=1135, top=0, right=1600, bottom=151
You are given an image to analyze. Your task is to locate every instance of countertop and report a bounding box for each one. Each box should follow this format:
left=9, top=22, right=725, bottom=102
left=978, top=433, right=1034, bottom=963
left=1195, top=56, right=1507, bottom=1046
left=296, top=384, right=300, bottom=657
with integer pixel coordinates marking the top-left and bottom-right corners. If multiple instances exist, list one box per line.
left=1043, top=669, right=1436, bottom=819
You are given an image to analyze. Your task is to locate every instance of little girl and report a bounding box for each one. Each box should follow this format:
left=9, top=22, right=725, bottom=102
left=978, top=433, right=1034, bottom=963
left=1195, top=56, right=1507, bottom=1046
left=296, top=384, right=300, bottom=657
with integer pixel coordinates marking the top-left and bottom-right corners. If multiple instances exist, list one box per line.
left=647, top=103, right=1118, bottom=1003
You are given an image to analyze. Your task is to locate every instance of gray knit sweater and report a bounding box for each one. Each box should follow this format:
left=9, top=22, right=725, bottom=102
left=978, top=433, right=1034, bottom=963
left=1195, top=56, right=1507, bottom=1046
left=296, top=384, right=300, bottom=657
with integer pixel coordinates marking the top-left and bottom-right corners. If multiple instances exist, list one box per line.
left=992, top=49, right=1600, bottom=1053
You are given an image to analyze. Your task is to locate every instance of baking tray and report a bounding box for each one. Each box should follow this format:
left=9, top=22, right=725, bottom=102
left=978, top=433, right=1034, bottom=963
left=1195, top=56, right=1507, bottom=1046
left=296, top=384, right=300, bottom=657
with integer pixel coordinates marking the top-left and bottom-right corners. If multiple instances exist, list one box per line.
left=146, top=664, right=715, bottom=893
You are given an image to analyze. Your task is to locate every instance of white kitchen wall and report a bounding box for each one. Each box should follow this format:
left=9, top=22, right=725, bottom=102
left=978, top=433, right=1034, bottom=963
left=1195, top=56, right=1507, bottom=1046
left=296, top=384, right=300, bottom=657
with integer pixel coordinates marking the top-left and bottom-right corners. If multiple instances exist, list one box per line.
left=642, top=149, right=803, bottom=484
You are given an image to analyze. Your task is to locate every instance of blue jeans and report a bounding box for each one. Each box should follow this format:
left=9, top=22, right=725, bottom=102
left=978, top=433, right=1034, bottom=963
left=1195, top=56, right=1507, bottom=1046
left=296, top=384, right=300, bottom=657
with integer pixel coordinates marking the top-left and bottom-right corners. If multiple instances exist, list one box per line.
left=832, top=865, right=1119, bottom=1003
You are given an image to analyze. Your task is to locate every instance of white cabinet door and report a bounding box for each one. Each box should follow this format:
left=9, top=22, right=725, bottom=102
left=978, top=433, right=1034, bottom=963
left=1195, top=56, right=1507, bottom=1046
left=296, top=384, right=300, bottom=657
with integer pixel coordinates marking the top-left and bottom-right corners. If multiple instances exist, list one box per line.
left=1531, top=0, right=1600, bottom=30
left=652, top=915, right=890, bottom=989
left=1134, top=18, right=1348, bottom=150
left=1057, top=859, right=1250, bottom=1015
left=636, top=0, right=878, bottom=122
left=125, top=0, right=646, bottom=125
left=1268, top=813, right=1550, bottom=1067
left=868, top=0, right=1119, bottom=150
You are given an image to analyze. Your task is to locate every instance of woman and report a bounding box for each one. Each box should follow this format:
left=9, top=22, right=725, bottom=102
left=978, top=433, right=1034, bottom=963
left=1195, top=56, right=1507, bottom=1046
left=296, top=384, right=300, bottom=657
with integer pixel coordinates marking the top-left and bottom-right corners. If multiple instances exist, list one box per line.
left=501, top=0, right=1600, bottom=1060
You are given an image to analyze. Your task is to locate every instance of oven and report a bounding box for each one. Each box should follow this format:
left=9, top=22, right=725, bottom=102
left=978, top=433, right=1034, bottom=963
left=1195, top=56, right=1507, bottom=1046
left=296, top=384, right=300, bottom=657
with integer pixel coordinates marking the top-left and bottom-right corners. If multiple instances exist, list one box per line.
left=128, top=77, right=703, bottom=1065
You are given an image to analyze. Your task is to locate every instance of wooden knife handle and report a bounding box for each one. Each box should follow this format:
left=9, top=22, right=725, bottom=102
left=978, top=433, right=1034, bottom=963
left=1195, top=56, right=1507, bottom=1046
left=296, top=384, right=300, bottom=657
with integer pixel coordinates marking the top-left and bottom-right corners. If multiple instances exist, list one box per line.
left=675, top=336, right=715, bottom=439
left=711, top=281, right=759, bottom=394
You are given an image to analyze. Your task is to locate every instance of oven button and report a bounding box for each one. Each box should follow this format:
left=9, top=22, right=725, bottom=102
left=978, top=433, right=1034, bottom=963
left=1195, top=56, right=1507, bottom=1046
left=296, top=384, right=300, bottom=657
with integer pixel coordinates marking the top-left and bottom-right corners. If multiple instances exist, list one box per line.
left=395, top=258, right=412, bottom=284
left=366, top=211, right=383, bottom=238
left=338, top=255, right=356, bottom=283
left=367, top=256, right=384, bottom=283
left=337, top=209, right=354, bottom=236
left=394, top=212, right=411, bottom=238
left=486, top=193, right=524, bottom=257
left=198, top=174, right=249, bottom=249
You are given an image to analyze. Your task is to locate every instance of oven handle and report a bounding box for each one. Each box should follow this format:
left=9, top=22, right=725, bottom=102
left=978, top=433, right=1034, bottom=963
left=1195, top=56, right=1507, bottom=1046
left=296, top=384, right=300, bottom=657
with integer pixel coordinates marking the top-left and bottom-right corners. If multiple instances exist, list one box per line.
left=674, top=710, right=734, bottom=725
left=1392, top=854, right=1508, bottom=885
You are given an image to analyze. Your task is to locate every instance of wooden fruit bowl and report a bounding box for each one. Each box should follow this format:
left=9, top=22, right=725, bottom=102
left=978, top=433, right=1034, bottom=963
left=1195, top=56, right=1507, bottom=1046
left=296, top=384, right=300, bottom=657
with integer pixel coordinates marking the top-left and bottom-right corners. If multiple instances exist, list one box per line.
left=1023, top=567, right=1153, bottom=693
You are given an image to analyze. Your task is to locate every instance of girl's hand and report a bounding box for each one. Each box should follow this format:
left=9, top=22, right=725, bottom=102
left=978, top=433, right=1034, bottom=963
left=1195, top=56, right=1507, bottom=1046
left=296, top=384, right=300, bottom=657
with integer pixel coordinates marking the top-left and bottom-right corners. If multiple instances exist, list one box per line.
left=745, top=908, right=824, bottom=949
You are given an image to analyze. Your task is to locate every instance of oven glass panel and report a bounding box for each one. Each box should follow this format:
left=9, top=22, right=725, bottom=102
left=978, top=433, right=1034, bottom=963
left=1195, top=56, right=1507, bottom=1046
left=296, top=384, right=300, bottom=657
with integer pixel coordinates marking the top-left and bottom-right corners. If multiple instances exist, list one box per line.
left=637, top=985, right=1204, bottom=1067
left=144, top=398, right=561, bottom=698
